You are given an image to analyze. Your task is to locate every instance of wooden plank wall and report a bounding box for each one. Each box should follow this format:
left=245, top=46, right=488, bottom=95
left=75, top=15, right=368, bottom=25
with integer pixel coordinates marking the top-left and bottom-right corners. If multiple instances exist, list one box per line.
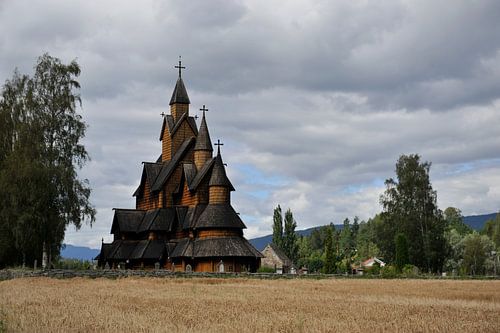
left=209, top=186, right=229, bottom=204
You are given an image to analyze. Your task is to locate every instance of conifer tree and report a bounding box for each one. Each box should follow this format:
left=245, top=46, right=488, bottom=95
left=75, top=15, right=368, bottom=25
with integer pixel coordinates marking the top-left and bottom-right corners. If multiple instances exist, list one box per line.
left=283, top=208, right=299, bottom=264
left=323, top=226, right=336, bottom=274
left=272, top=205, right=283, bottom=248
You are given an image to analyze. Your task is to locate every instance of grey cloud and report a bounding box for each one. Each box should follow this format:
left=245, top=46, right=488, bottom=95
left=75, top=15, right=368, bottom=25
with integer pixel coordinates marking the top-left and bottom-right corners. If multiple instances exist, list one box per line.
left=1, top=0, right=499, bottom=245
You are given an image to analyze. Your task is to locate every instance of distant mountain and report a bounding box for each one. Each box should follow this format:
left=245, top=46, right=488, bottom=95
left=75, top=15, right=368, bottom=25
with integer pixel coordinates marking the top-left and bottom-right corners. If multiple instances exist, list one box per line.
left=61, top=244, right=100, bottom=261
left=249, top=212, right=497, bottom=251
left=463, top=213, right=497, bottom=231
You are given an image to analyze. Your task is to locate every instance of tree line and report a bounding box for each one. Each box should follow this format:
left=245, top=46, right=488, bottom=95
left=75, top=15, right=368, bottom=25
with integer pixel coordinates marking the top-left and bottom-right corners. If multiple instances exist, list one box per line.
left=0, top=54, right=95, bottom=268
left=272, top=154, right=500, bottom=275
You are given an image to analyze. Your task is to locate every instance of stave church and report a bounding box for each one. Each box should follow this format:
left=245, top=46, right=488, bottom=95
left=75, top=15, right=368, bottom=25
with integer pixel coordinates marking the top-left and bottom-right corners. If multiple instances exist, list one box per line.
left=96, top=60, right=263, bottom=272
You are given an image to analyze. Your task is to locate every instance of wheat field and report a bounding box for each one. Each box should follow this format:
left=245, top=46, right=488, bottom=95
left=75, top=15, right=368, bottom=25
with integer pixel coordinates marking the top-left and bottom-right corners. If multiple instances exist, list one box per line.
left=0, top=277, right=499, bottom=332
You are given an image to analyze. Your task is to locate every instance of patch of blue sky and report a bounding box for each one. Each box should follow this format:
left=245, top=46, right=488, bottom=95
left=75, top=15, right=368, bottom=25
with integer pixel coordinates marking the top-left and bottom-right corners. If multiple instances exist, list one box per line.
left=339, top=178, right=384, bottom=195
left=248, top=189, right=270, bottom=200
left=234, top=163, right=290, bottom=187
left=340, top=184, right=364, bottom=194
left=446, top=158, right=500, bottom=176
left=239, top=214, right=257, bottom=224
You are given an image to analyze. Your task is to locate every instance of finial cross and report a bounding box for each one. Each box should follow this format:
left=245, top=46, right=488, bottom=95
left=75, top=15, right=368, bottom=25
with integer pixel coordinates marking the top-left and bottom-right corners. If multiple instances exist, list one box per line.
left=214, top=139, right=224, bottom=154
left=175, top=56, right=186, bottom=78
left=160, top=112, right=166, bottom=117
left=199, top=104, right=209, bottom=117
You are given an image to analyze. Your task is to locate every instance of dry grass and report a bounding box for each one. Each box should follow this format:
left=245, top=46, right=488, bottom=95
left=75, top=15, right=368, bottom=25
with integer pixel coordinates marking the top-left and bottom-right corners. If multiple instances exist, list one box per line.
left=0, top=277, right=499, bottom=332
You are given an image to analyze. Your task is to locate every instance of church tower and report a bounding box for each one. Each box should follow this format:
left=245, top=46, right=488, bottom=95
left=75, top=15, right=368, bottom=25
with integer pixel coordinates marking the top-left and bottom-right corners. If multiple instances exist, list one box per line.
left=97, top=58, right=262, bottom=272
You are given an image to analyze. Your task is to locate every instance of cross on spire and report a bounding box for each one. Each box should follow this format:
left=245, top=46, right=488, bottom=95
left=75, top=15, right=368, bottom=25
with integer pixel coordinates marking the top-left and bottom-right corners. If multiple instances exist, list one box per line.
left=199, top=104, right=209, bottom=117
left=214, top=139, right=224, bottom=154
left=160, top=112, right=166, bottom=118
left=175, top=56, right=186, bottom=78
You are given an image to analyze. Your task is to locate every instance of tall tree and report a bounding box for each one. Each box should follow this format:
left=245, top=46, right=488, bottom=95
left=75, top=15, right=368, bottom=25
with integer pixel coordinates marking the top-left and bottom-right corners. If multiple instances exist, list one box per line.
left=379, top=154, right=447, bottom=272
left=351, top=216, right=360, bottom=243
left=272, top=205, right=283, bottom=248
left=356, top=216, right=380, bottom=260
left=444, top=207, right=471, bottom=236
left=339, top=218, right=354, bottom=272
left=394, top=233, right=409, bottom=271
left=282, top=208, right=299, bottom=264
left=0, top=54, right=95, bottom=267
left=323, top=225, right=336, bottom=274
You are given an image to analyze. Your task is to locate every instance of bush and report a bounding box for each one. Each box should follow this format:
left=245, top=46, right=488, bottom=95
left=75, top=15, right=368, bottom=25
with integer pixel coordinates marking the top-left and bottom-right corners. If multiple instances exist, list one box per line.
left=380, top=265, right=399, bottom=278
left=257, top=266, right=275, bottom=273
left=54, top=259, right=92, bottom=270
left=402, top=264, right=419, bottom=278
left=364, top=262, right=381, bottom=276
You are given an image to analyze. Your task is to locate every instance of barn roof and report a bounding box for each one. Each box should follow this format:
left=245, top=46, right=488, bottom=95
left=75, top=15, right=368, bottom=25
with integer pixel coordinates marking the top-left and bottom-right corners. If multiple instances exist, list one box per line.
left=267, top=243, right=292, bottom=266
left=195, top=204, right=246, bottom=229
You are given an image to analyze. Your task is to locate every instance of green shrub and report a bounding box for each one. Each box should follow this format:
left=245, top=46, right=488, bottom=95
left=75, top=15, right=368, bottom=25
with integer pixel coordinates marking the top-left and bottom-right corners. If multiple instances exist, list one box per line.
left=402, top=264, right=419, bottom=277
left=364, top=262, right=381, bottom=276
left=257, top=266, right=276, bottom=273
left=380, top=265, right=399, bottom=278
left=54, top=259, right=92, bottom=270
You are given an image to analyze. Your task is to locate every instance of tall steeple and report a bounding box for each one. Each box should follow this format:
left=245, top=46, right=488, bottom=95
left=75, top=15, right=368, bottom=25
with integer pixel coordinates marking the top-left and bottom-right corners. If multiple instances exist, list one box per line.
left=170, top=56, right=190, bottom=121
left=194, top=105, right=213, bottom=170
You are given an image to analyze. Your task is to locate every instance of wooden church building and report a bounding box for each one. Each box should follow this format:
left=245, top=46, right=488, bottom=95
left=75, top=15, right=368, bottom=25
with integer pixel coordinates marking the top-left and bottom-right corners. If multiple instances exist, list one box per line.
left=96, top=61, right=262, bottom=272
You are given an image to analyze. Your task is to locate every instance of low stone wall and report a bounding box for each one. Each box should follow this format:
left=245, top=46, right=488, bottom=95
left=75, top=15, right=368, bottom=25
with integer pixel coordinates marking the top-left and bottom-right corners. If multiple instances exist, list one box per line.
left=0, top=269, right=303, bottom=281
left=1, top=269, right=498, bottom=281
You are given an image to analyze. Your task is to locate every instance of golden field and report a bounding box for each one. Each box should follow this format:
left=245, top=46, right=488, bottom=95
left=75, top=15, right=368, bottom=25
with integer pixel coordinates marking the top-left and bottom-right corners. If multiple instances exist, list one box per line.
left=0, top=277, right=499, bottom=332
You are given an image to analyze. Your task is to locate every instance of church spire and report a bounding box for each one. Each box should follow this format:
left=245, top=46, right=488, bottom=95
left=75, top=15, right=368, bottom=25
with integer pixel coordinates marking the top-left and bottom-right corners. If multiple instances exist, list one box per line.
left=169, top=56, right=190, bottom=106
left=209, top=141, right=234, bottom=190
left=194, top=105, right=213, bottom=152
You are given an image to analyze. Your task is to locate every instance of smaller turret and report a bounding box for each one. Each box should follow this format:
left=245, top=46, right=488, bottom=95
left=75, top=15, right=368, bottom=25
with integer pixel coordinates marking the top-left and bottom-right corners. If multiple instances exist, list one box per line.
left=194, top=105, right=213, bottom=170
left=208, top=141, right=234, bottom=204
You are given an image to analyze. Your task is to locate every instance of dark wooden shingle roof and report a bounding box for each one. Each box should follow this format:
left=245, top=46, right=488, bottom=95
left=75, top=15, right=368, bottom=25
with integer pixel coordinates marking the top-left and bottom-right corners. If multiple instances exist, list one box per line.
left=103, top=240, right=168, bottom=261
left=189, top=158, right=215, bottom=191
left=209, top=153, right=234, bottom=190
left=169, top=77, right=190, bottom=105
left=151, top=137, right=195, bottom=192
left=194, top=113, right=213, bottom=151
left=195, top=204, right=246, bottom=229
left=111, top=209, right=146, bottom=234
left=170, top=237, right=263, bottom=259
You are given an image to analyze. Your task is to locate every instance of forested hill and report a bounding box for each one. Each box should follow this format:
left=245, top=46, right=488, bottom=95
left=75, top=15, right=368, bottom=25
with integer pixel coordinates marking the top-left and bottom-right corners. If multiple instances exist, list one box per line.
left=462, top=213, right=497, bottom=230
left=248, top=212, right=497, bottom=251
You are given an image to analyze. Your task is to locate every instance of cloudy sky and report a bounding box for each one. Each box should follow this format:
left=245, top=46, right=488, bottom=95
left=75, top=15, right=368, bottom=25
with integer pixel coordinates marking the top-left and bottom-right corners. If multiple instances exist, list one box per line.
left=1, top=0, right=500, bottom=249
